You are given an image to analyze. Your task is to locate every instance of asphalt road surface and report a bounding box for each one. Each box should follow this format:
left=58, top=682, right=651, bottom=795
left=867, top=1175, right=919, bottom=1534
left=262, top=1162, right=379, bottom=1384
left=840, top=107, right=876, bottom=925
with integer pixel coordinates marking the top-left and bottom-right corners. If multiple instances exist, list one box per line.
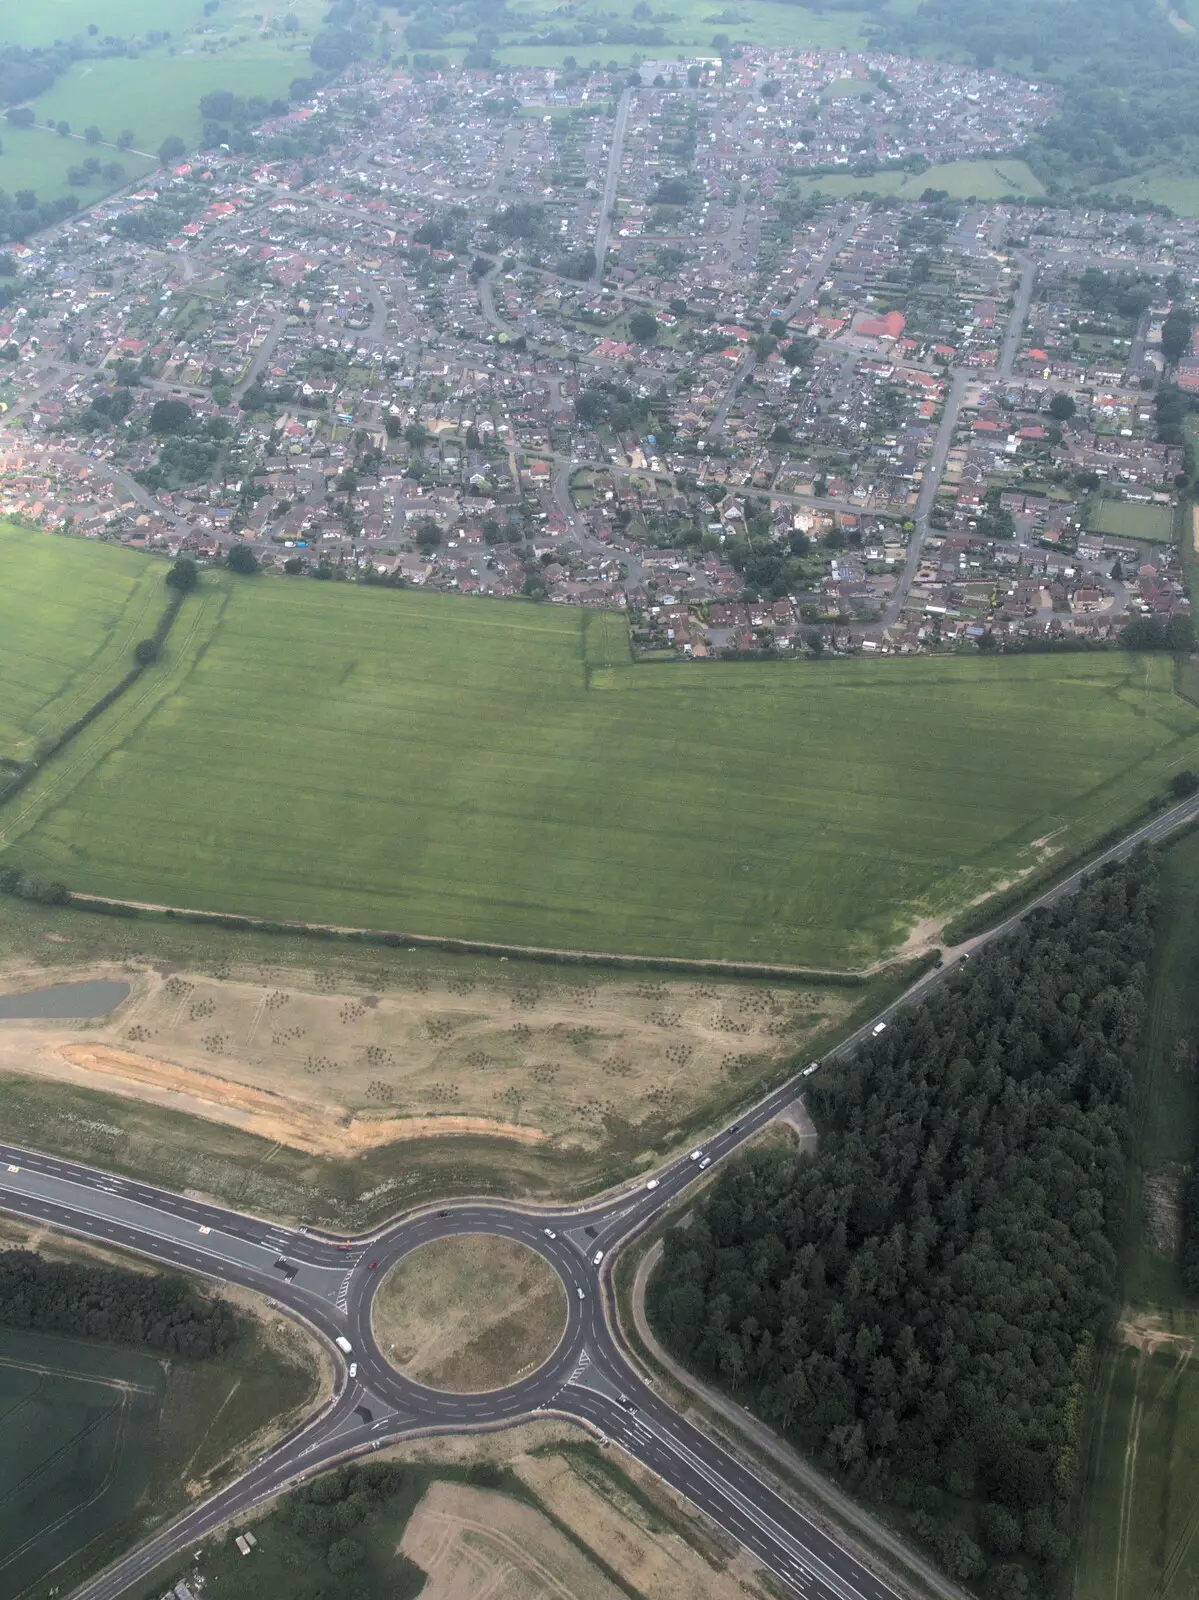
left=3, top=790, right=1199, bottom=1600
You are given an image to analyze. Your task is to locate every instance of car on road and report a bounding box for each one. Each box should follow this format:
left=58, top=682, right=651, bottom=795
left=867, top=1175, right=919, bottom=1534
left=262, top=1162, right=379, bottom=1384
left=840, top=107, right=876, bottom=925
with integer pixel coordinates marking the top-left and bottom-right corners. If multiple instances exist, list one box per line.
left=543, top=1227, right=557, bottom=1239
left=335, top=1335, right=353, bottom=1354
left=699, top=1157, right=713, bottom=1171
left=872, top=1022, right=888, bottom=1036
left=645, top=1178, right=659, bottom=1190
left=348, top=1362, right=357, bottom=1378
left=437, top=1209, right=450, bottom=1217
left=689, top=1149, right=704, bottom=1161
left=593, top=1249, right=604, bottom=1265
left=577, top=1287, right=586, bottom=1300
left=802, top=1062, right=819, bottom=1077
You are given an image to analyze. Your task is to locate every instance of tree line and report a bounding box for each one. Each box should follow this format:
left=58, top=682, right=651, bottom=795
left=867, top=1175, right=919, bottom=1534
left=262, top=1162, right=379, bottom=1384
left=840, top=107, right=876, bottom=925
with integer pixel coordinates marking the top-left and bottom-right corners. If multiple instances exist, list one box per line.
left=0, top=1249, right=236, bottom=1357
left=649, top=854, right=1158, bottom=1598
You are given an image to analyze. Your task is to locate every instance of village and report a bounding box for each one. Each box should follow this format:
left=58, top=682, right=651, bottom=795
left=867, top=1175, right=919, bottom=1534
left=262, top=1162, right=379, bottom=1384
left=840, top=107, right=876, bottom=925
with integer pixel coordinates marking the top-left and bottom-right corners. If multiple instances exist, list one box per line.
left=0, top=46, right=1192, bottom=657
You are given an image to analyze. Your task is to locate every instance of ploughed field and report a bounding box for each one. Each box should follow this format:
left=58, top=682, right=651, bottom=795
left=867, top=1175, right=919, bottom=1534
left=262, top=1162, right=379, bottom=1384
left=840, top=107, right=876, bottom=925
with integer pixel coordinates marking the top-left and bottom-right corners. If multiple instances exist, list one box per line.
left=6, top=552, right=1199, bottom=968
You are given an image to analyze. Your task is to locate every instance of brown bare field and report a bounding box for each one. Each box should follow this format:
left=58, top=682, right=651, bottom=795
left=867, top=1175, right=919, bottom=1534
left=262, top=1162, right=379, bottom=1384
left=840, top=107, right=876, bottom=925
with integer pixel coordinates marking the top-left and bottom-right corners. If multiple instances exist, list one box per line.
left=401, top=1480, right=625, bottom=1600
left=372, top=1233, right=566, bottom=1391
left=513, top=1451, right=777, bottom=1600
left=0, top=956, right=849, bottom=1158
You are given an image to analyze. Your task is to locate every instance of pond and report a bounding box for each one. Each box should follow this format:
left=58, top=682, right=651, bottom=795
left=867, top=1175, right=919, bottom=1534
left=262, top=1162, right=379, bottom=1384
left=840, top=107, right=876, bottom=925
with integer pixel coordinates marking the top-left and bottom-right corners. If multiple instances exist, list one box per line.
left=0, top=980, right=130, bottom=1020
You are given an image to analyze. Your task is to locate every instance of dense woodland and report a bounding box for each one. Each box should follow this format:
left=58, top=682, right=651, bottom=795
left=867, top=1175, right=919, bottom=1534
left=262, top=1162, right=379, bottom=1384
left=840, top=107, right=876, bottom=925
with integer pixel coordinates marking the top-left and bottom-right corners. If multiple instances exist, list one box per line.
left=0, top=1250, right=236, bottom=1356
left=649, top=856, right=1158, bottom=1598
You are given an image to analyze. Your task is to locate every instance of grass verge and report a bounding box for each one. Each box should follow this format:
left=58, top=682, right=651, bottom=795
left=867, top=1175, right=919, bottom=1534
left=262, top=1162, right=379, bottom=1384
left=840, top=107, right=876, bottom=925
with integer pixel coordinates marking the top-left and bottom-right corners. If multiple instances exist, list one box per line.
left=372, top=1234, right=566, bottom=1392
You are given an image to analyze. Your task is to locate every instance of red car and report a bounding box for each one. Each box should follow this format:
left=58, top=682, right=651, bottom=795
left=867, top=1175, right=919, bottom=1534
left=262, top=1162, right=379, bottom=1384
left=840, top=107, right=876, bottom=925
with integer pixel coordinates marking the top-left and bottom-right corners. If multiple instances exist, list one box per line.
left=367, top=1260, right=378, bottom=1270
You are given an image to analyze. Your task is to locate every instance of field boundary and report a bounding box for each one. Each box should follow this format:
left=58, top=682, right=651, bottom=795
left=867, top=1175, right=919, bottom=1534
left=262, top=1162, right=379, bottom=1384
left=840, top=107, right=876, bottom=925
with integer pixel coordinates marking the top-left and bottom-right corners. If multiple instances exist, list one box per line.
left=0, top=581, right=188, bottom=813
left=42, top=890, right=937, bottom=985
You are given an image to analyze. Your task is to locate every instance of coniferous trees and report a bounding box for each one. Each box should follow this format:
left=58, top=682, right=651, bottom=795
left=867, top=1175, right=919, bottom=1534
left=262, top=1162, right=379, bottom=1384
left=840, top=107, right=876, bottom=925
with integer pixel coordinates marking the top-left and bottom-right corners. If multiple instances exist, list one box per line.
left=650, top=855, right=1157, bottom=1594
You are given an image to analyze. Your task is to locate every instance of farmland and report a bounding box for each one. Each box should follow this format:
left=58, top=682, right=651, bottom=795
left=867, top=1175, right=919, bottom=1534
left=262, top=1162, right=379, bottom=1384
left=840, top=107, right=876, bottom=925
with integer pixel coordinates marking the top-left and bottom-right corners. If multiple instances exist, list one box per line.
left=6, top=567, right=1199, bottom=969
left=0, top=0, right=329, bottom=204
left=1074, top=1312, right=1199, bottom=1600
left=0, top=524, right=166, bottom=765
left=1072, top=828, right=1199, bottom=1600
left=0, top=1222, right=322, bottom=1600
left=0, top=1325, right=162, bottom=1600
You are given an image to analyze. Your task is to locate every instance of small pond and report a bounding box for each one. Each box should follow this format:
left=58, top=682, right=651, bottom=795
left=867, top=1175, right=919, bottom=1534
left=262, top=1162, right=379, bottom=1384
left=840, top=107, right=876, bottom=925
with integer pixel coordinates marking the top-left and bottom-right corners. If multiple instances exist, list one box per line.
left=0, top=980, right=131, bottom=1020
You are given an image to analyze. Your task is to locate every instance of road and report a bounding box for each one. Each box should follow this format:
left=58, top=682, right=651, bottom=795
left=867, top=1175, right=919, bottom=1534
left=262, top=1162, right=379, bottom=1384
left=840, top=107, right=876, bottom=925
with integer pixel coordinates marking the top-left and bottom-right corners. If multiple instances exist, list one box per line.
left=707, top=215, right=857, bottom=442
left=3, top=786, right=1198, bottom=1600
left=882, top=367, right=971, bottom=626
left=592, top=89, right=632, bottom=288
left=999, top=255, right=1035, bottom=381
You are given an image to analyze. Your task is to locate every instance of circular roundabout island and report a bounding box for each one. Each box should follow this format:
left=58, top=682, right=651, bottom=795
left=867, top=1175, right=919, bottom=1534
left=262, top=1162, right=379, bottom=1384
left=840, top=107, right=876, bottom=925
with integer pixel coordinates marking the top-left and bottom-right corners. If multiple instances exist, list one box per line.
left=371, top=1232, right=568, bottom=1393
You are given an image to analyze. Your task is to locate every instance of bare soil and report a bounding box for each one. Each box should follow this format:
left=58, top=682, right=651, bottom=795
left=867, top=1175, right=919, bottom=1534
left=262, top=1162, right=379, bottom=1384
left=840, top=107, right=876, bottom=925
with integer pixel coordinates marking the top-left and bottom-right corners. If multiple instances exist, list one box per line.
left=372, top=1233, right=566, bottom=1392
left=401, top=1480, right=624, bottom=1600
left=515, top=1452, right=776, bottom=1600
left=0, top=957, right=847, bottom=1158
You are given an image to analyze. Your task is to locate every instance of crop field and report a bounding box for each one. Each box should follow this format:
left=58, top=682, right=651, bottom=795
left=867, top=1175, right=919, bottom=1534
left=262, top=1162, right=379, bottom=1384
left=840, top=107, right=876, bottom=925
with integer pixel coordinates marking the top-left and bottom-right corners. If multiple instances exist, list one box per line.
left=1087, top=499, right=1176, bottom=543
left=6, top=570, right=1199, bottom=969
left=0, top=525, right=165, bottom=766
left=1075, top=1312, right=1199, bottom=1600
left=0, top=1325, right=163, bottom=1600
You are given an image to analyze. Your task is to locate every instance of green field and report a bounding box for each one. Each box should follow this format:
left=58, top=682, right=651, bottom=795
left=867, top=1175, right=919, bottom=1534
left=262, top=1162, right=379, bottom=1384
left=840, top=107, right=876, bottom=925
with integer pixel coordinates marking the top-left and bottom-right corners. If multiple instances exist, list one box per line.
left=0, top=525, right=166, bottom=765
left=1072, top=827, right=1199, bottom=1600
left=0, top=1278, right=317, bottom=1600
left=0, top=1325, right=163, bottom=1600
left=790, top=157, right=1045, bottom=202
left=1075, top=1312, right=1199, bottom=1600
left=0, top=0, right=328, bottom=202
left=5, top=554, right=1199, bottom=967
left=1087, top=499, right=1176, bottom=544
left=1123, top=827, right=1199, bottom=1308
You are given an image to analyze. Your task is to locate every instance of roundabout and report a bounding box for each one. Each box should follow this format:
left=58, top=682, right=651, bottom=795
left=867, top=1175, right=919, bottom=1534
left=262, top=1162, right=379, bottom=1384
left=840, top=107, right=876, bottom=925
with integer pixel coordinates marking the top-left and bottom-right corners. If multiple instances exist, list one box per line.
left=371, top=1231, right=567, bottom=1392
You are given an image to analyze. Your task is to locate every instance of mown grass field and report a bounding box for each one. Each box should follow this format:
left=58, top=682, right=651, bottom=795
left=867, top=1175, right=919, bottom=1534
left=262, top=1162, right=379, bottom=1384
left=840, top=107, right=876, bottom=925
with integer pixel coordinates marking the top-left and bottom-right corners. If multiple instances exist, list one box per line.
left=0, top=1326, right=162, bottom=1600
left=0, top=524, right=165, bottom=765
left=1088, top=499, right=1175, bottom=543
left=6, top=568, right=1199, bottom=969
left=790, top=157, right=1045, bottom=202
